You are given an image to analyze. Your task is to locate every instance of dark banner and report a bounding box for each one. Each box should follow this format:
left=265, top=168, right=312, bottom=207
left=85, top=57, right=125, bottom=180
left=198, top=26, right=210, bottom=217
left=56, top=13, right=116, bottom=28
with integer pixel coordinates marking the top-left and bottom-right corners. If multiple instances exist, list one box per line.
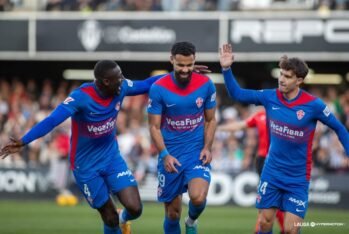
left=0, top=20, right=28, bottom=51
left=229, top=18, right=349, bottom=52
left=36, top=19, right=219, bottom=53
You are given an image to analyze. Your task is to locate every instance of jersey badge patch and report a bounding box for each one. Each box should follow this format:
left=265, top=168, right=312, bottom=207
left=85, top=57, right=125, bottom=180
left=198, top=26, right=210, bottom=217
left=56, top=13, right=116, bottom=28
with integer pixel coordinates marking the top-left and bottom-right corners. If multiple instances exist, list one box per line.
left=196, top=97, right=203, bottom=108
left=296, top=110, right=305, bottom=120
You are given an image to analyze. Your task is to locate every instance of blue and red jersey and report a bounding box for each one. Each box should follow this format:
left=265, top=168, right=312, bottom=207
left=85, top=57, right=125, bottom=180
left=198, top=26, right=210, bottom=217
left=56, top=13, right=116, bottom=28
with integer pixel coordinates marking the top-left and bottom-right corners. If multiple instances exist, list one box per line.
left=223, top=68, right=349, bottom=184
left=147, top=72, right=216, bottom=160
left=22, top=76, right=161, bottom=171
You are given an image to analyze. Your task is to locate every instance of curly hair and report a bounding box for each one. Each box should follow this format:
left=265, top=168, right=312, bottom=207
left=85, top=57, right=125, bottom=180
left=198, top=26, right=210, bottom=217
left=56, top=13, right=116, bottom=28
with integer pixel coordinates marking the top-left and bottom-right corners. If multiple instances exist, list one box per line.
left=279, top=55, right=309, bottom=79
left=171, top=41, right=196, bottom=56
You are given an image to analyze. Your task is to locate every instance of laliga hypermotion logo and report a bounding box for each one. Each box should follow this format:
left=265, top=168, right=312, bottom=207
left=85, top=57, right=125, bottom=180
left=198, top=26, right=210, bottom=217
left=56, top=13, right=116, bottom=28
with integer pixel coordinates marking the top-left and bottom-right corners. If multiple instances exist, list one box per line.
left=78, top=20, right=102, bottom=51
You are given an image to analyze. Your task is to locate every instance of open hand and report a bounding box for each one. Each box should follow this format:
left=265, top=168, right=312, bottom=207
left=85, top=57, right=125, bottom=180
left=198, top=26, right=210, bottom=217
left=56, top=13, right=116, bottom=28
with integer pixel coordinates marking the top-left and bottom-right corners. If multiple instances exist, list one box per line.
left=219, top=43, right=234, bottom=69
left=194, top=65, right=211, bottom=74
left=0, top=137, right=24, bottom=159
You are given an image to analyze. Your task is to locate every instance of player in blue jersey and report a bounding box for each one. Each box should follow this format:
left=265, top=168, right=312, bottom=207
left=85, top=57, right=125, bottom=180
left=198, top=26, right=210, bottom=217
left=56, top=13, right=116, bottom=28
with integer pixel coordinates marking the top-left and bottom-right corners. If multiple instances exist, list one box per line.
left=0, top=60, right=165, bottom=234
left=147, top=41, right=217, bottom=234
left=219, top=44, right=349, bottom=234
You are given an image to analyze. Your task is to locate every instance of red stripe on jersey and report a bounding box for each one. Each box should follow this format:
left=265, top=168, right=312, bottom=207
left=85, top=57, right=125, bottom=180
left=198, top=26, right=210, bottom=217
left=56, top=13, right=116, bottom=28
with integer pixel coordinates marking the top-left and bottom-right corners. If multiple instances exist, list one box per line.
left=306, top=130, right=315, bottom=181
left=155, top=73, right=209, bottom=96
left=276, top=89, right=316, bottom=108
left=81, top=86, right=113, bottom=107
left=70, top=119, right=79, bottom=170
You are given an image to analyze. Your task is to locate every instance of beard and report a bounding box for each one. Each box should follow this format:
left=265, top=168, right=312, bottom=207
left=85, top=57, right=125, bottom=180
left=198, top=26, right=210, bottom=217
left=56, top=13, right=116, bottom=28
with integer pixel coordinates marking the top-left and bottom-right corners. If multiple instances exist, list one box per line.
left=174, top=71, right=192, bottom=87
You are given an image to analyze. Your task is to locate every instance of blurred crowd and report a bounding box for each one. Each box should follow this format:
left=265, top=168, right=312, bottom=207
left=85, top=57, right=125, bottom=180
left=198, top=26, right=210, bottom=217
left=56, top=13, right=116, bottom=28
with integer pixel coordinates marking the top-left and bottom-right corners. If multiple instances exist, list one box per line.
left=0, top=76, right=348, bottom=184
left=0, top=0, right=348, bottom=12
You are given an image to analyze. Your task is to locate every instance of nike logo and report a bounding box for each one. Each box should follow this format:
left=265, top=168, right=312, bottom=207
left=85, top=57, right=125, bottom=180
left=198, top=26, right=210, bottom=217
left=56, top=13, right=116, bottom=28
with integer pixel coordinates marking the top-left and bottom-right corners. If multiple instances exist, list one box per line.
left=203, top=173, right=209, bottom=178
left=272, top=106, right=280, bottom=110
left=296, top=208, right=304, bottom=212
left=90, top=112, right=100, bottom=115
left=166, top=104, right=176, bottom=107
left=130, top=179, right=135, bottom=182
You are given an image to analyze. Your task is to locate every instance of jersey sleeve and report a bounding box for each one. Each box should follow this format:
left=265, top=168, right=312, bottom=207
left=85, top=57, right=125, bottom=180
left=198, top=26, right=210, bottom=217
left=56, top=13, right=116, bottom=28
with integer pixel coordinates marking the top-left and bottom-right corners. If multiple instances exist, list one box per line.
left=315, top=99, right=349, bottom=156
left=204, top=79, right=217, bottom=109
left=222, top=68, right=267, bottom=106
left=147, top=84, right=163, bottom=115
left=123, top=74, right=165, bottom=96
left=59, top=90, right=82, bottom=114
left=21, top=105, right=72, bottom=145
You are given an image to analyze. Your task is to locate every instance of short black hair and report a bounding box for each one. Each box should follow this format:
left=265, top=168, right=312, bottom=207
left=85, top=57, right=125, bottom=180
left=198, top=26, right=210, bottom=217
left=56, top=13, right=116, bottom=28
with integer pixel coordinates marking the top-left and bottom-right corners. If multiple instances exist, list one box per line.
left=171, top=41, right=196, bottom=56
left=279, top=56, right=309, bottom=79
left=94, top=60, right=118, bottom=80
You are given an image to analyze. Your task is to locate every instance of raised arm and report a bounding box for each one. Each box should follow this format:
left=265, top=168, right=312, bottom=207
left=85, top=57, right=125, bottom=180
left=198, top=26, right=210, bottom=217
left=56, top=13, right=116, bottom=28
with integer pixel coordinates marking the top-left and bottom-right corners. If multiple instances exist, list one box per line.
left=0, top=105, right=72, bottom=159
left=220, top=43, right=262, bottom=105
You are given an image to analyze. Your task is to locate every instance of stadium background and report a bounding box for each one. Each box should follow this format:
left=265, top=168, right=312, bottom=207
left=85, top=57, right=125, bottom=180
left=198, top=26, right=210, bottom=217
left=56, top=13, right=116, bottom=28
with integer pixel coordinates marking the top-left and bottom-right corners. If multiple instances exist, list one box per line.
left=0, top=0, right=349, bottom=233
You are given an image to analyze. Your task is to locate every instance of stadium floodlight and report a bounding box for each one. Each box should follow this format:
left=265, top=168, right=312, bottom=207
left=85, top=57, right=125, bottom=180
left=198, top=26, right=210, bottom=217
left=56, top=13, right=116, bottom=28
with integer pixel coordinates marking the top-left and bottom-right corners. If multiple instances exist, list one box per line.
left=63, top=69, right=94, bottom=80
left=304, top=74, right=342, bottom=85
left=271, top=68, right=342, bottom=85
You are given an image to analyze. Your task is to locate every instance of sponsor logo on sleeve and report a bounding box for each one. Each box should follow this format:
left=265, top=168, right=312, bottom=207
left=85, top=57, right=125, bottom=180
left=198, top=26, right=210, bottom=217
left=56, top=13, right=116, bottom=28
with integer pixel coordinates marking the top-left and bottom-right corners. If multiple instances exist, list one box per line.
left=63, top=97, right=74, bottom=105
left=115, top=101, right=121, bottom=111
left=210, top=92, right=216, bottom=102
left=323, top=106, right=331, bottom=117
left=147, top=99, right=152, bottom=108
left=126, top=79, right=133, bottom=87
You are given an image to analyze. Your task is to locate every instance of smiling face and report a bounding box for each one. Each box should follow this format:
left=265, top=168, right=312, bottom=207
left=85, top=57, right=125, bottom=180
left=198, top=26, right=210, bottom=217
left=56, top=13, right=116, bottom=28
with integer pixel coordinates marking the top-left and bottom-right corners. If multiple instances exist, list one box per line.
left=101, top=65, right=124, bottom=96
left=171, top=54, right=195, bottom=86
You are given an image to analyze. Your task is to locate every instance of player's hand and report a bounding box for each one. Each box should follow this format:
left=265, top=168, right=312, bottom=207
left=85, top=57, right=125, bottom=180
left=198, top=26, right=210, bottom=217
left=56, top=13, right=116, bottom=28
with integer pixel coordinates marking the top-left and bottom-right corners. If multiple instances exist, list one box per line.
left=0, top=137, right=24, bottom=159
left=200, top=148, right=212, bottom=165
left=163, top=155, right=182, bottom=173
left=219, top=43, right=234, bottom=69
left=193, top=65, right=211, bottom=74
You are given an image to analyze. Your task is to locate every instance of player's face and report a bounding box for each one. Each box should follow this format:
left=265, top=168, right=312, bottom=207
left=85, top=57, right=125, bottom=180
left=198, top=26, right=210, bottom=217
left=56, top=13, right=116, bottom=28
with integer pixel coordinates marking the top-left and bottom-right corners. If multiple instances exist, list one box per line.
left=278, top=69, right=303, bottom=95
left=171, top=54, right=195, bottom=86
left=102, top=66, right=124, bottom=96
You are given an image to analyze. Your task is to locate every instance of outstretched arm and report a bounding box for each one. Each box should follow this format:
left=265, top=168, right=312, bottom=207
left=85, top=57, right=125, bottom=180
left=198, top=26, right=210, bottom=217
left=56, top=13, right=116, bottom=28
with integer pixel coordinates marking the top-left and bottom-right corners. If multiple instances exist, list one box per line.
left=125, top=74, right=164, bottom=96
left=0, top=106, right=72, bottom=159
left=126, top=65, right=211, bottom=96
left=220, top=43, right=262, bottom=105
left=218, top=120, right=247, bottom=132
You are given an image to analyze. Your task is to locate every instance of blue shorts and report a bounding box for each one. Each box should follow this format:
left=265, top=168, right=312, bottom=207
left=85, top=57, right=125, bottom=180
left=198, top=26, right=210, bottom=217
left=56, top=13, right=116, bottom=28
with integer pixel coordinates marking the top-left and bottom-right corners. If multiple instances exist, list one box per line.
left=157, top=154, right=211, bottom=203
left=255, top=178, right=309, bottom=219
left=73, top=155, right=137, bottom=209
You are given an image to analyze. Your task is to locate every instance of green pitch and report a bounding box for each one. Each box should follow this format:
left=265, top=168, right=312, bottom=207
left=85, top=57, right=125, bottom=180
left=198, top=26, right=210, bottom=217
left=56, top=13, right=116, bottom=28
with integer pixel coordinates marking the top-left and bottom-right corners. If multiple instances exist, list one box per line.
left=0, top=200, right=348, bottom=234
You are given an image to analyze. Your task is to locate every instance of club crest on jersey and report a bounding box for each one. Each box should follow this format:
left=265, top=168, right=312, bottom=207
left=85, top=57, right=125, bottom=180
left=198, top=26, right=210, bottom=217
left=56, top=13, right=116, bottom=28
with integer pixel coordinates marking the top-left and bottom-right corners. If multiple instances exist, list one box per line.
left=196, top=97, right=203, bottom=108
left=63, top=97, right=74, bottom=105
left=115, top=101, right=121, bottom=111
left=296, top=110, right=305, bottom=120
